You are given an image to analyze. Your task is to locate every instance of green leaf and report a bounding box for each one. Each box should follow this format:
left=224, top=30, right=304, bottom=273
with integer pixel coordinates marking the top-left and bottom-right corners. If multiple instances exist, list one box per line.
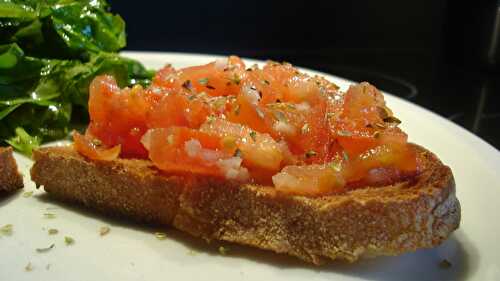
left=0, top=104, right=20, bottom=119
left=0, top=3, right=36, bottom=19
left=124, top=57, right=156, bottom=87
left=0, top=0, right=127, bottom=59
left=12, top=18, right=43, bottom=45
left=6, top=127, right=41, bottom=156
left=48, top=1, right=126, bottom=56
left=0, top=42, right=21, bottom=68
left=0, top=47, right=18, bottom=68
left=0, top=1, right=154, bottom=155
left=0, top=43, right=46, bottom=85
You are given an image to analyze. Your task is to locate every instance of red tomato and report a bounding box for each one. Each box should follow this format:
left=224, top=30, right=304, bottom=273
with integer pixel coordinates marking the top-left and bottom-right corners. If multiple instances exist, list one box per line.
left=146, top=93, right=212, bottom=129
left=142, top=127, right=225, bottom=176
left=199, top=118, right=283, bottom=172
left=344, top=143, right=417, bottom=183
left=87, top=75, right=158, bottom=158
left=342, top=82, right=386, bottom=125
left=78, top=57, right=419, bottom=196
left=226, top=93, right=270, bottom=134
left=73, top=132, right=121, bottom=161
left=272, top=164, right=345, bottom=196
left=153, top=56, right=247, bottom=97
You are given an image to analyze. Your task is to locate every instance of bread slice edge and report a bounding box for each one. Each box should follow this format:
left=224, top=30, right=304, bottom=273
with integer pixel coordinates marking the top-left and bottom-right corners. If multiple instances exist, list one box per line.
left=30, top=144, right=460, bottom=264
left=0, top=147, right=24, bottom=192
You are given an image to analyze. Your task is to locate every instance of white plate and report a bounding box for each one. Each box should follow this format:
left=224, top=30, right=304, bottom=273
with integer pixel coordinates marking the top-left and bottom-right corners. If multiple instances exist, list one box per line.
left=1, top=52, right=499, bottom=281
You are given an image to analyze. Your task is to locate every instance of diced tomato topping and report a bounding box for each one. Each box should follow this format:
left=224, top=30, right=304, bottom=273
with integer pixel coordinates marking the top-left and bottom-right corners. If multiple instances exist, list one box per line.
left=272, top=164, right=345, bottom=196
left=87, top=75, right=157, bottom=158
left=142, top=127, right=225, bottom=176
left=342, top=82, right=387, bottom=125
left=344, top=143, right=417, bottom=183
left=147, top=93, right=211, bottom=129
left=337, top=133, right=379, bottom=157
left=154, top=56, right=246, bottom=97
left=225, top=92, right=270, bottom=134
left=73, top=132, right=121, bottom=161
left=200, top=118, right=283, bottom=173
left=77, top=57, right=419, bottom=196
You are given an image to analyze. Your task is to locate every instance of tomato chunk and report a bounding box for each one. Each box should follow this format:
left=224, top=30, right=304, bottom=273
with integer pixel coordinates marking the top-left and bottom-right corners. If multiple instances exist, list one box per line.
left=73, top=132, right=121, bottom=161
left=200, top=118, right=283, bottom=172
left=272, top=164, right=345, bottom=196
left=141, top=127, right=225, bottom=176
left=87, top=75, right=157, bottom=158
left=344, top=143, right=417, bottom=183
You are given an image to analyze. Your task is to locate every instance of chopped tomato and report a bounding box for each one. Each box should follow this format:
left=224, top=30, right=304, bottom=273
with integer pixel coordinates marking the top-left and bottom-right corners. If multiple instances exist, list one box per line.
left=200, top=118, right=283, bottom=172
left=342, top=82, right=386, bottom=125
left=153, top=56, right=246, bottom=97
left=286, top=75, right=321, bottom=104
left=225, top=91, right=270, bottom=134
left=142, top=127, right=225, bottom=176
left=272, top=164, right=345, bottom=196
left=147, top=93, right=211, bottom=129
left=269, top=98, right=335, bottom=164
left=344, top=143, right=417, bottom=183
left=87, top=75, right=158, bottom=158
left=336, top=126, right=408, bottom=158
left=245, top=63, right=287, bottom=104
left=152, top=64, right=178, bottom=90
left=337, top=134, right=378, bottom=157
left=79, top=57, right=419, bottom=196
left=73, top=132, right=121, bottom=161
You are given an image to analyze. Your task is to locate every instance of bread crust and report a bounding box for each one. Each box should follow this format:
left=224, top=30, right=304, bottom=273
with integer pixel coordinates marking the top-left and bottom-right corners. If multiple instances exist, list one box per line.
left=30, top=144, right=460, bottom=264
left=0, top=147, right=23, bottom=192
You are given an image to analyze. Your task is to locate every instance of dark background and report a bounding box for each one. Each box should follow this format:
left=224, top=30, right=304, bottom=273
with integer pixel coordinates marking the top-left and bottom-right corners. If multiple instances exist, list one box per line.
left=109, top=0, right=500, bottom=149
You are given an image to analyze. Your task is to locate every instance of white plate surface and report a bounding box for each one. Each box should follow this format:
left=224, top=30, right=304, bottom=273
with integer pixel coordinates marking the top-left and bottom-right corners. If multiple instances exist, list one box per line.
left=1, top=52, right=499, bottom=281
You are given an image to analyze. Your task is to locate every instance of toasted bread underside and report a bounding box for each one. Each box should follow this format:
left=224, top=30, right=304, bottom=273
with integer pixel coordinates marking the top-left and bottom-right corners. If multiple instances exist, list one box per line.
left=30, top=144, right=460, bottom=264
left=0, top=147, right=23, bottom=192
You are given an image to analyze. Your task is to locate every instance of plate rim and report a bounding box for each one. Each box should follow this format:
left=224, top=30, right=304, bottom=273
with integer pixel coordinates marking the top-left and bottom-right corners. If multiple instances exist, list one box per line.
left=4, top=50, right=499, bottom=281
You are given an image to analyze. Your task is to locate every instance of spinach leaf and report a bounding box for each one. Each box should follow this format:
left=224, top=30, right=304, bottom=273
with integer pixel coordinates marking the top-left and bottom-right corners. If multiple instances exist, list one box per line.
left=0, top=1, right=154, bottom=155
left=48, top=1, right=126, bottom=56
left=6, top=127, right=41, bottom=156
left=0, top=0, right=125, bottom=59
left=0, top=44, right=151, bottom=145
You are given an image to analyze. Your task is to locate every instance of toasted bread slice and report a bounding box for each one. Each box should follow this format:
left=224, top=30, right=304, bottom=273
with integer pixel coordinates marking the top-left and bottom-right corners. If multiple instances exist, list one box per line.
left=0, top=147, right=23, bottom=192
left=30, top=144, right=460, bottom=264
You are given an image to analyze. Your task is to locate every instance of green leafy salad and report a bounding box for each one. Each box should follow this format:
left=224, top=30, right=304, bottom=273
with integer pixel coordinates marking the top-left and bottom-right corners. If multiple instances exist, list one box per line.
left=0, top=0, right=154, bottom=155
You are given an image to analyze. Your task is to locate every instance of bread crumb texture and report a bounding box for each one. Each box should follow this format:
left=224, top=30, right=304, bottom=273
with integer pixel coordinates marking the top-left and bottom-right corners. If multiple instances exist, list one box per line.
left=30, top=144, right=460, bottom=265
left=0, top=147, right=23, bottom=191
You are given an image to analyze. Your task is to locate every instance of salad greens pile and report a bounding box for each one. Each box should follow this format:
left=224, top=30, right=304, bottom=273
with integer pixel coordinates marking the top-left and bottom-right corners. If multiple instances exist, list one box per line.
left=0, top=0, right=154, bottom=155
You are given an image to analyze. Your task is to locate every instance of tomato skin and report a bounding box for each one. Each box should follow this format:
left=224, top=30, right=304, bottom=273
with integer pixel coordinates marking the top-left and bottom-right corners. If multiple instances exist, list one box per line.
left=200, top=118, right=283, bottom=172
left=73, top=132, right=121, bottom=161
left=154, top=56, right=247, bottom=98
left=146, top=93, right=190, bottom=129
left=343, top=143, right=417, bottom=183
left=342, top=82, right=386, bottom=124
left=87, top=122, right=149, bottom=159
left=87, top=75, right=157, bottom=158
left=142, top=127, right=225, bottom=176
left=152, top=64, right=177, bottom=89
left=271, top=98, right=336, bottom=164
left=272, top=164, right=345, bottom=196
left=337, top=134, right=378, bottom=157
left=226, top=93, right=270, bottom=134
